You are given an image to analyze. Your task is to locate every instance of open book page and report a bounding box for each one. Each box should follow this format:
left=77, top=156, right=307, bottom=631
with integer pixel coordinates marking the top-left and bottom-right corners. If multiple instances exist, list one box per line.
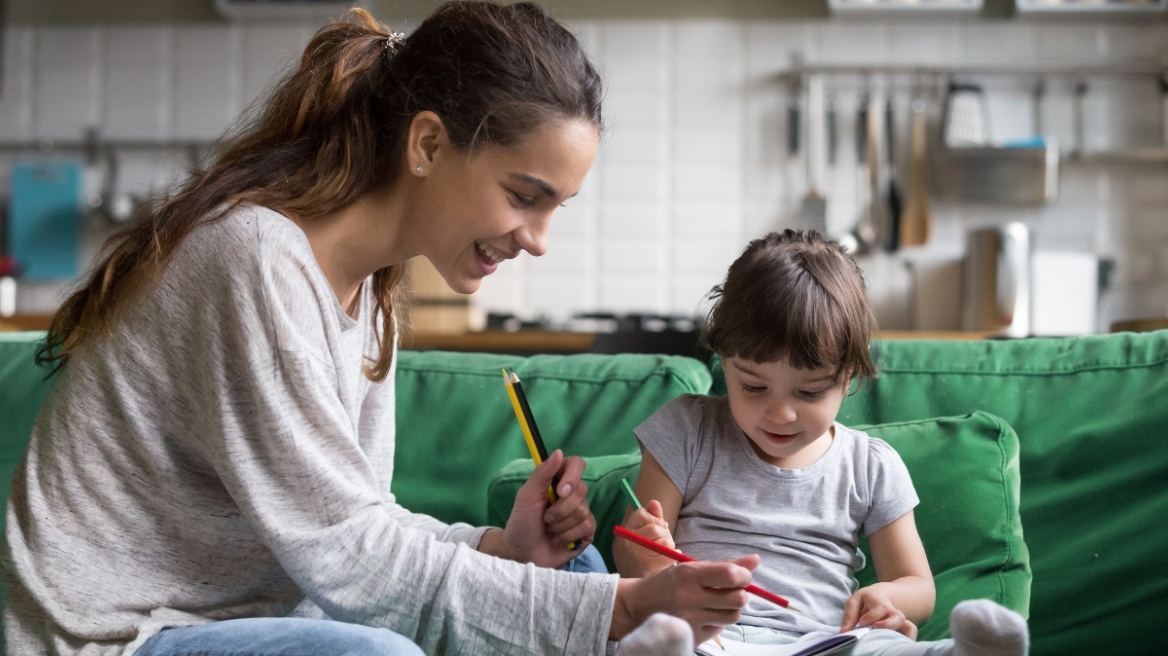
left=695, top=628, right=871, bottom=656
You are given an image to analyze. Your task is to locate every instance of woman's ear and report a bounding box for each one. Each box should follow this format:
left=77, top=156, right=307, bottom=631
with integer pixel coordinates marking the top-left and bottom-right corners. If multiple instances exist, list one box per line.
left=405, top=110, right=447, bottom=175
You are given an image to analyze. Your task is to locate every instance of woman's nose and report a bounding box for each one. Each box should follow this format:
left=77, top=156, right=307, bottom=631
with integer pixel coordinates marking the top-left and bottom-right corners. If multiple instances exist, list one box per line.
left=515, top=213, right=551, bottom=257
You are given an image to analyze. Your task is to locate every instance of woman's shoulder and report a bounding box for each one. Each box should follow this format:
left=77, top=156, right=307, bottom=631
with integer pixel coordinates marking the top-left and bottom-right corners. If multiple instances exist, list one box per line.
left=166, top=203, right=336, bottom=319
left=184, top=203, right=312, bottom=266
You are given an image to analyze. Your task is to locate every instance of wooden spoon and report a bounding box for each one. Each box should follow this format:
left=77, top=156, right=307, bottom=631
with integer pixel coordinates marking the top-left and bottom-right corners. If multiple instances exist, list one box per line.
left=900, top=97, right=932, bottom=247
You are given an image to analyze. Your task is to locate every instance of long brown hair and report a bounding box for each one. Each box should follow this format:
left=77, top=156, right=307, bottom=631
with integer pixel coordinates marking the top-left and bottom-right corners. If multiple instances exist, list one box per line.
left=703, top=230, right=879, bottom=384
left=40, top=1, right=603, bottom=381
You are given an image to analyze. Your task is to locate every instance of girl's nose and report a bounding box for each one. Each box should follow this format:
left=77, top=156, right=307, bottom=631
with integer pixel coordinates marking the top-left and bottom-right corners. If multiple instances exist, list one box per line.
left=767, top=402, right=797, bottom=424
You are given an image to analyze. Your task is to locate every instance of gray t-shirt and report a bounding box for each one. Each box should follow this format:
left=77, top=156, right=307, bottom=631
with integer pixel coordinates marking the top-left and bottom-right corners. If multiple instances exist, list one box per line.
left=4, top=204, right=616, bottom=656
left=635, top=394, right=918, bottom=636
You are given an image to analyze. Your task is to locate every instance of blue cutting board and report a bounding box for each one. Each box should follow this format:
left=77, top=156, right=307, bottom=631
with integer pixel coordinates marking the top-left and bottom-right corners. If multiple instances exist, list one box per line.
left=9, top=161, right=83, bottom=280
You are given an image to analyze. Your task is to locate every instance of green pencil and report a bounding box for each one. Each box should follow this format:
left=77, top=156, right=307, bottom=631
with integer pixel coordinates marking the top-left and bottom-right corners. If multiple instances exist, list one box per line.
left=620, top=478, right=643, bottom=510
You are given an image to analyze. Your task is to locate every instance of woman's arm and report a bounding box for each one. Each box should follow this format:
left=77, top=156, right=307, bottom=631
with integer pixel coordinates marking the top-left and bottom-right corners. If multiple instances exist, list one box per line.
left=840, top=510, right=935, bottom=635
left=612, top=449, right=684, bottom=578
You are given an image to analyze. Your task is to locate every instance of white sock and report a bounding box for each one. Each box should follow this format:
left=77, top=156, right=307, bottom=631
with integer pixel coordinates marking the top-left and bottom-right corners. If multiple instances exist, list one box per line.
left=950, top=599, right=1029, bottom=656
left=617, top=613, right=694, bottom=656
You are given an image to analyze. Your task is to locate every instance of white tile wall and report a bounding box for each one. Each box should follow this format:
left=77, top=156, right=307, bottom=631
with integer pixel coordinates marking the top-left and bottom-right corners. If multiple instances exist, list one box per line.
left=3, top=17, right=1168, bottom=332
left=104, top=27, right=174, bottom=140
left=174, top=26, right=244, bottom=139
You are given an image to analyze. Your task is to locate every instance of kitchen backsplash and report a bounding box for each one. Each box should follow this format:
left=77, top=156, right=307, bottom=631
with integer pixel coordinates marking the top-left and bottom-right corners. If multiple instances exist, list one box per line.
left=2, top=17, right=1166, bottom=330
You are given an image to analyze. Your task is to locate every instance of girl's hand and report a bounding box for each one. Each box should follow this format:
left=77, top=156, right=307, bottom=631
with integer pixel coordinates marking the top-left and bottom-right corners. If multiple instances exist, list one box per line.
left=840, top=584, right=919, bottom=639
left=611, top=554, right=761, bottom=645
left=623, top=500, right=675, bottom=547
left=621, top=500, right=677, bottom=573
left=489, top=450, right=595, bottom=569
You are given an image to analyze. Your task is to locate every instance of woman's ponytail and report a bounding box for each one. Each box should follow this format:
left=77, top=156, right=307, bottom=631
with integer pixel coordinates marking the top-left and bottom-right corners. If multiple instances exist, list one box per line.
left=42, top=2, right=602, bottom=382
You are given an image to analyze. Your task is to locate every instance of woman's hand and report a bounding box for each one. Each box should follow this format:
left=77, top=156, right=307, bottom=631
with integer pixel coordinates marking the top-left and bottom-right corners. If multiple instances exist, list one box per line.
left=619, top=500, right=676, bottom=576
left=840, top=584, right=919, bottom=639
left=610, top=554, right=760, bottom=645
left=480, top=450, right=595, bottom=569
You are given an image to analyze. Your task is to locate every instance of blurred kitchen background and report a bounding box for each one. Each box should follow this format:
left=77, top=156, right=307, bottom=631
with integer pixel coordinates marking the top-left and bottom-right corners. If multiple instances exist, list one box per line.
left=2, top=0, right=1167, bottom=352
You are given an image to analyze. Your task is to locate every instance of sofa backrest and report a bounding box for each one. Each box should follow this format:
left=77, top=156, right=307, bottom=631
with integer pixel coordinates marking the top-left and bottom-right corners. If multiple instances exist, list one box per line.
left=835, top=332, right=1168, bottom=656
left=392, top=350, right=713, bottom=526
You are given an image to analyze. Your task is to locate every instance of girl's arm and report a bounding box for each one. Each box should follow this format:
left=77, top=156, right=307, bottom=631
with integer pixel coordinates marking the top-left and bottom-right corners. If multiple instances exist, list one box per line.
left=612, top=449, right=684, bottom=578
left=840, top=510, right=935, bottom=635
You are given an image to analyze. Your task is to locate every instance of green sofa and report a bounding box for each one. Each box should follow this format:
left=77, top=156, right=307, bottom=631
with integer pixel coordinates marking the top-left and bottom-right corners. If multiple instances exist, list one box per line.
left=2, top=330, right=1167, bottom=655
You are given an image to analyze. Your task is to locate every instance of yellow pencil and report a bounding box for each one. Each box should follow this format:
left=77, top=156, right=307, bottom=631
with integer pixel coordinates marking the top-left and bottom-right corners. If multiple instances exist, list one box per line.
left=502, top=369, right=576, bottom=549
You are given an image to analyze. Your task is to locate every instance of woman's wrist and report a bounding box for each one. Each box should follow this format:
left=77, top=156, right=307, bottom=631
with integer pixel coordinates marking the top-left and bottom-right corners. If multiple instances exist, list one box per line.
left=477, top=527, right=516, bottom=561
left=609, top=578, right=641, bottom=641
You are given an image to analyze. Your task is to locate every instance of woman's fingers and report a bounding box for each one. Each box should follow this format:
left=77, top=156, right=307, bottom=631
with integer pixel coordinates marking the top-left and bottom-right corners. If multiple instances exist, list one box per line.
left=553, top=453, right=587, bottom=497
left=614, top=559, right=759, bottom=644
left=688, top=555, right=759, bottom=590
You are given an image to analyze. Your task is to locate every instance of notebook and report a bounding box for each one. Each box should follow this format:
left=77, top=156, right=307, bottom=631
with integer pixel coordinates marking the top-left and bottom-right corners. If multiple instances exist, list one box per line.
left=695, top=628, right=870, bottom=656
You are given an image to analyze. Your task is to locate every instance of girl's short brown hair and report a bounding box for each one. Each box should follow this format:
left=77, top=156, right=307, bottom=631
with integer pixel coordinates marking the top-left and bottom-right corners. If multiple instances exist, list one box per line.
left=703, top=230, right=878, bottom=382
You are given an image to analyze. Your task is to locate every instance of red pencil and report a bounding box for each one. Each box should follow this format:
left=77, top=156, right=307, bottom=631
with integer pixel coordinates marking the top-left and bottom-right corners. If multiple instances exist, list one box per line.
left=613, top=525, right=803, bottom=612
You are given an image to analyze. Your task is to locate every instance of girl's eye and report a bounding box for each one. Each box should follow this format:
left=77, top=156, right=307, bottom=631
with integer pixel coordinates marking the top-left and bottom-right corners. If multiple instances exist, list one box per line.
left=800, top=389, right=828, bottom=400
left=740, top=383, right=766, bottom=394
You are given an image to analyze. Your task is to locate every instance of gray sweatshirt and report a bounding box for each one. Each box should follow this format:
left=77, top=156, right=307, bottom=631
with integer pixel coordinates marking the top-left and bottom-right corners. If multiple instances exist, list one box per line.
left=3, top=204, right=616, bottom=655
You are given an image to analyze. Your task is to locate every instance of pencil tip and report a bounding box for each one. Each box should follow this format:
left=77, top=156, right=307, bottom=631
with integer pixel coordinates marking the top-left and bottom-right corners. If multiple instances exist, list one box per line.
left=787, top=602, right=803, bottom=613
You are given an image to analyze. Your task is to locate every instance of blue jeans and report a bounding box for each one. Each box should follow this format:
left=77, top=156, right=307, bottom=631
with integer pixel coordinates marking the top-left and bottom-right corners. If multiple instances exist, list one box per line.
left=135, top=545, right=608, bottom=655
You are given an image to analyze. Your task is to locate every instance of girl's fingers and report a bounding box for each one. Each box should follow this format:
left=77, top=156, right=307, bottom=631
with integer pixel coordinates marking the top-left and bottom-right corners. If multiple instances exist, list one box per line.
left=857, top=604, right=892, bottom=629
left=839, top=594, right=862, bottom=632
left=646, top=499, right=666, bottom=521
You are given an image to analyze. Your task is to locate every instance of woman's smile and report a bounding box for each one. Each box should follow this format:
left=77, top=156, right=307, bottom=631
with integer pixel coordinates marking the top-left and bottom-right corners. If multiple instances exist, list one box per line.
left=474, top=240, right=511, bottom=275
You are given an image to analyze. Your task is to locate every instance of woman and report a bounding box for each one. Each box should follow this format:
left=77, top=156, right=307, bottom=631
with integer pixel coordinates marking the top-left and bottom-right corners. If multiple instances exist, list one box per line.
left=3, top=3, right=758, bottom=655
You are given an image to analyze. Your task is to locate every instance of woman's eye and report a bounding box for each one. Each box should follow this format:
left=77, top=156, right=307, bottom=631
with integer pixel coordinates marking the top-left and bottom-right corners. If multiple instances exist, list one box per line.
left=510, top=191, right=535, bottom=207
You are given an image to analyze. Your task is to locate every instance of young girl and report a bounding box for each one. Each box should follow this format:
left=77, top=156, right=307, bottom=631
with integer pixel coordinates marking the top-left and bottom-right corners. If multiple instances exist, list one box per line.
left=614, top=231, right=1030, bottom=656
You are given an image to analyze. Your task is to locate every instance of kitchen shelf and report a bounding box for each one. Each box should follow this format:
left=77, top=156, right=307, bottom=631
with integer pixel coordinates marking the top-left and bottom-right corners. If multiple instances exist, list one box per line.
left=1017, top=0, right=1167, bottom=12
left=0, top=138, right=215, bottom=154
left=829, top=0, right=983, bottom=13
left=1065, top=148, right=1168, bottom=164
left=776, top=61, right=1167, bottom=81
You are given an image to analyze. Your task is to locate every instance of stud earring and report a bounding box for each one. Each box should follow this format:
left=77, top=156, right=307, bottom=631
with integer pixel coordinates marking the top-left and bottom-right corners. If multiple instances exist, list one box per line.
left=415, top=166, right=424, bottom=173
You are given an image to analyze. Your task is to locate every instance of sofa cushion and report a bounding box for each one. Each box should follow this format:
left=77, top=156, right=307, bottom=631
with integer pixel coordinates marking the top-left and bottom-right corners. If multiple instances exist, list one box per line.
left=0, top=332, right=54, bottom=537
left=852, top=411, right=1029, bottom=639
left=487, top=410, right=1029, bottom=640
left=834, top=333, right=1168, bottom=655
left=394, top=351, right=712, bottom=527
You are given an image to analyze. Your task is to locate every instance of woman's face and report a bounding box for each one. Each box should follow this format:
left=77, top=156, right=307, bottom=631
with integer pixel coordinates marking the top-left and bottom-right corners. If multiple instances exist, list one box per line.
left=414, top=119, right=598, bottom=294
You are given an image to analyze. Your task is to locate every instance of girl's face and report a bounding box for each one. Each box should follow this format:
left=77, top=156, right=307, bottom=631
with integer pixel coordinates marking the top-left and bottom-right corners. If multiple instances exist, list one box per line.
left=413, top=119, right=598, bottom=294
left=722, top=355, right=849, bottom=470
